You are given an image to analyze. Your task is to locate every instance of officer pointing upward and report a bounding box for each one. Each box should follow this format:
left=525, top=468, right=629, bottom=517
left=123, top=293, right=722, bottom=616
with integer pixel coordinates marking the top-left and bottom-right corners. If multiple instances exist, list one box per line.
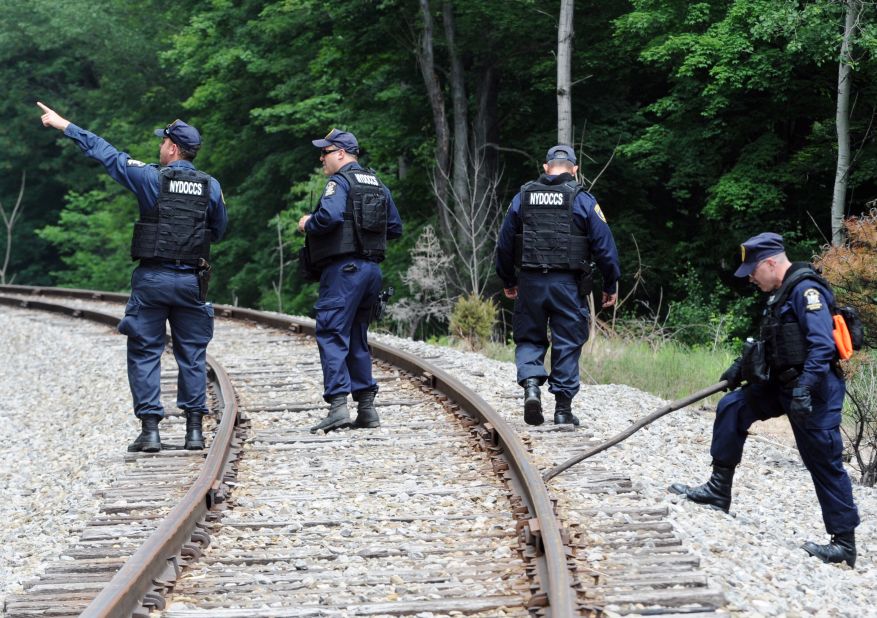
left=496, top=144, right=621, bottom=426
left=37, top=102, right=227, bottom=453
left=298, top=128, right=403, bottom=433
left=670, top=232, right=860, bottom=567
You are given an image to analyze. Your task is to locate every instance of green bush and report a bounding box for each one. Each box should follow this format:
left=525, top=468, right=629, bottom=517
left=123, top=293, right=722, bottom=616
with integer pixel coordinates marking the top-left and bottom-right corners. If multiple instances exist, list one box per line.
left=664, top=264, right=753, bottom=349
left=449, top=293, right=497, bottom=351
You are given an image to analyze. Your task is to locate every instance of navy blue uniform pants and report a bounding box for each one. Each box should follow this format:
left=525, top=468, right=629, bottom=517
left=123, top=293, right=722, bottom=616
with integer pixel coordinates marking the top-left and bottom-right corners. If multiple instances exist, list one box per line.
left=118, top=266, right=214, bottom=418
left=315, top=259, right=381, bottom=401
left=513, top=271, right=590, bottom=399
left=711, top=376, right=859, bottom=534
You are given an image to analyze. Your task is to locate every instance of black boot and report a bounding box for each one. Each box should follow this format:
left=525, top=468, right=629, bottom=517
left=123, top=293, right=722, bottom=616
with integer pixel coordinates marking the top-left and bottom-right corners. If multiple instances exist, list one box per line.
left=802, top=531, right=856, bottom=568
left=352, top=390, right=380, bottom=429
left=553, top=394, right=580, bottom=426
left=523, top=378, right=543, bottom=426
left=127, top=414, right=161, bottom=453
left=310, top=395, right=351, bottom=434
left=185, top=410, right=205, bottom=450
left=669, top=461, right=735, bottom=513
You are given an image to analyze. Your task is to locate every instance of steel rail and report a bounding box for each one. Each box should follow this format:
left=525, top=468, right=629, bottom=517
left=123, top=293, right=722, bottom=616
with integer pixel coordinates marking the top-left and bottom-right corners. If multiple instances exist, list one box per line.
left=0, top=285, right=578, bottom=616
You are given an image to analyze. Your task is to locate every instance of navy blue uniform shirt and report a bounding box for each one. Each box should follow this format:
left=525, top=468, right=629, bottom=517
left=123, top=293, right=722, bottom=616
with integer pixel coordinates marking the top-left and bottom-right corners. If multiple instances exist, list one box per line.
left=306, top=162, right=403, bottom=239
left=64, top=123, right=228, bottom=243
left=495, top=174, right=620, bottom=292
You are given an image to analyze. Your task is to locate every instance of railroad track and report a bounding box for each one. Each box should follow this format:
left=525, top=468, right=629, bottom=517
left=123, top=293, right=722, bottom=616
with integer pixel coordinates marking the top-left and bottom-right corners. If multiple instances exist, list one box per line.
left=0, top=285, right=729, bottom=617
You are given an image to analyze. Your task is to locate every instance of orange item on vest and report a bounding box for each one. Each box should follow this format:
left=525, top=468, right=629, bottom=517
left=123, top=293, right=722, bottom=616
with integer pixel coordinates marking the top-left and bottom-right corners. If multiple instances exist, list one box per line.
left=833, top=314, right=854, bottom=360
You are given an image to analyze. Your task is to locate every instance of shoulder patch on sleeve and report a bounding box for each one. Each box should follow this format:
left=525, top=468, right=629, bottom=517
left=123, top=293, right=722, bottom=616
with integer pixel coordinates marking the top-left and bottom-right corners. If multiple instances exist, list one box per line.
left=324, top=181, right=337, bottom=197
left=593, top=203, right=607, bottom=223
left=126, top=159, right=146, bottom=167
left=803, top=287, right=823, bottom=311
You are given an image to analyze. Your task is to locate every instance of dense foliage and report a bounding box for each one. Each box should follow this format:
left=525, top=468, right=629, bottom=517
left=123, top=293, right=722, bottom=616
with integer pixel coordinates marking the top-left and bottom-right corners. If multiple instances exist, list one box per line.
left=2, top=0, right=876, bottom=344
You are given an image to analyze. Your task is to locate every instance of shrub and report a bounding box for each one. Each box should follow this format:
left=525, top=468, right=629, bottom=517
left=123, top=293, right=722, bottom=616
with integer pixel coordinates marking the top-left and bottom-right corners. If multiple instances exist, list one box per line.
left=449, top=293, right=497, bottom=351
left=814, top=207, right=877, bottom=350
left=843, top=354, right=877, bottom=487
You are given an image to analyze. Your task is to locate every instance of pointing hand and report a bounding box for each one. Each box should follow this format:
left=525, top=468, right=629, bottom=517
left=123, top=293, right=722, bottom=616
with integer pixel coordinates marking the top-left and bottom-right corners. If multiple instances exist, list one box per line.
left=36, top=101, right=70, bottom=131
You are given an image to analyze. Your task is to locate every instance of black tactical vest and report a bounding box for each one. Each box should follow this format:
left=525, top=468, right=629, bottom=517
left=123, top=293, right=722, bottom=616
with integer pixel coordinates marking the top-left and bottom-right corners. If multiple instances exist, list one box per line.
left=131, top=167, right=211, bottom=264
left=514, top=178, right=590, bottom=271
left=308, top=168, right=389, bottom=268
left=760, top=263, right=834, bottom=371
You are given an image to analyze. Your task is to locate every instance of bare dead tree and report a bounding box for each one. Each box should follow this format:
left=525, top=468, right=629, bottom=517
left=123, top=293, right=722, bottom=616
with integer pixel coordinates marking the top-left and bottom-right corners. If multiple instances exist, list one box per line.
left=0, top=171, right=26, bottom=285
left=271, top=217, right=285, bottom=313
left=432, top=149, right=504, bottom=296
left=842, top=357, right=877, bottom=486
left=832, top=0, right=862, bottom=246
left=387, top=225, right=453, bottom=338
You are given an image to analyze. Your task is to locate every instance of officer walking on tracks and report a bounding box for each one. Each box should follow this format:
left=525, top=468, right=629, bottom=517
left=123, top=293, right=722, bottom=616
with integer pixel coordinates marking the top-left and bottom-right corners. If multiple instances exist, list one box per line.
left=495, top=145, right=620, bottom=426
left=298, top=129, right=403, bottom=433
left=670, top=232, right=860, bottom=567
left=37, top=102, right=227, bottom=454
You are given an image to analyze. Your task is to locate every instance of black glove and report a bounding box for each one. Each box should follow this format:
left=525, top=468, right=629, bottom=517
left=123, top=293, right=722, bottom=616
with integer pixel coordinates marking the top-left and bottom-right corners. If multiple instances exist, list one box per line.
left=789, top=386, right=812, bottom=417
left=720, top=357, right=743, bottom=390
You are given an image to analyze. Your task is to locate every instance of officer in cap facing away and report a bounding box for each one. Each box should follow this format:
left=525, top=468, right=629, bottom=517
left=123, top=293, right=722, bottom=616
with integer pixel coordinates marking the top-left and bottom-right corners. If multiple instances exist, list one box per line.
left=37, top=102, right=227, bottom=454
left=298, top=128, right=403, bottom=433
left=670, top=232, right=860, bottom=567
left=495, top=144, right=620, bottom=426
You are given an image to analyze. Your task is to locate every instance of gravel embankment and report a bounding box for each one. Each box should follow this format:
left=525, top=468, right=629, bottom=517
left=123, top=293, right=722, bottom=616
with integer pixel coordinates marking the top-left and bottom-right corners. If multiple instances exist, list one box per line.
left=370, top=331, right=876, bottom=617
left=0, top=308, right=132, bottom=609
left=1, top=303, right=873, bottom=617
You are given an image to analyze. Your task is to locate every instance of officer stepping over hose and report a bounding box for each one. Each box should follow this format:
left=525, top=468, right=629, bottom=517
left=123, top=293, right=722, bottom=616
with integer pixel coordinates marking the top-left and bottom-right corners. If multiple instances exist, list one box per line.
left=670, top=232, right=861, bottom=568
left=37, top=103, right=227, bottom=453
left=298, top=129, right=403, bottom=433
left=495, top=144, right=621, bottom=427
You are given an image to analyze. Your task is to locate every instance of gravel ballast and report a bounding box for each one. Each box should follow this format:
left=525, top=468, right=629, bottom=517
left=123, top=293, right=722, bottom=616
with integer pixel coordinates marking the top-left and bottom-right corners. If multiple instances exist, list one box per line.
left=1, top=303, right=873, bottom=617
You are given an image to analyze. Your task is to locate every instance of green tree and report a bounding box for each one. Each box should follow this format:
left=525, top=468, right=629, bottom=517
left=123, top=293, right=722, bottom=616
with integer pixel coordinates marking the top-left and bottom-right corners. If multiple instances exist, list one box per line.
left=36, top=188, right=135, bottom=290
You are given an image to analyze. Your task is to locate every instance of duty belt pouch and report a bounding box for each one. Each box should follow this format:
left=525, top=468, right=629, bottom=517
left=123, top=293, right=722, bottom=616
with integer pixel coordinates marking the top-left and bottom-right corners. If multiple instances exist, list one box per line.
left=297, top=245, right=321, bottom=282
left=197, top=258, right=211, bottom=302
left=740, top=339, right=769, bottom=384
left=577, top=262, right=594, bottom=298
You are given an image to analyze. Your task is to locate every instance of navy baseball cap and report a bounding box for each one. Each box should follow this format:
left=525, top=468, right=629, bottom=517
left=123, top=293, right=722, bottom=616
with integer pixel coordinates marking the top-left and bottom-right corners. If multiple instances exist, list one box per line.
left=312, top=128, right=359, bottom=154
left=734, top=232, right=785, bottom=277
left=154, top=119, right=201, bottom=151
left=546, top=144, right=576, bottom=164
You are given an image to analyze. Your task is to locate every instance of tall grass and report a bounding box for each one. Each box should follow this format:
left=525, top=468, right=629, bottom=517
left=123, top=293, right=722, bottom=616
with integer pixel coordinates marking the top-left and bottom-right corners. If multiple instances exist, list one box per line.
left=580, top=337, right=734, bottom=403
left=481, top=335, right=734, bottom=404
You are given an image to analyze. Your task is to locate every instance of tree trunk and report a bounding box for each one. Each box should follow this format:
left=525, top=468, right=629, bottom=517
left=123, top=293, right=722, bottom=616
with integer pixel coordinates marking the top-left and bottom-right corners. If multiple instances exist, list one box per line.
left=442, top=1, right=469, bottom=208
left=416, top=0, right=451, bottom=232
left=474, top=63, right=499, bottom=183
left=832, top=0, right=860, bottom=246
left=557, top=0, right=574, bottom=144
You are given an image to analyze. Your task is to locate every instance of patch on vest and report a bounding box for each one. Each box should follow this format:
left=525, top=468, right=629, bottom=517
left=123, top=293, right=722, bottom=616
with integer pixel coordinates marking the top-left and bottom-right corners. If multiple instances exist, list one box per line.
left=168, top=179, right=204, bottom=195
left=803, top=288, right=823, bottom=311
left=353, top=173, right=379, bottom=186
left=527, top=192, right=564, bottom=206
left=324, top=181, right=337, bottom=196
left=126, top=159, right=146, bottom=167
left=594, top=203, right=607, bottom=223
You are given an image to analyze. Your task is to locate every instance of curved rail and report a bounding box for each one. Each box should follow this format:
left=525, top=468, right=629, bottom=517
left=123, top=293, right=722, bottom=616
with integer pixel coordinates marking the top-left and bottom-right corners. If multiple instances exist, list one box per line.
left=0, top=285, right=577, bottom=616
